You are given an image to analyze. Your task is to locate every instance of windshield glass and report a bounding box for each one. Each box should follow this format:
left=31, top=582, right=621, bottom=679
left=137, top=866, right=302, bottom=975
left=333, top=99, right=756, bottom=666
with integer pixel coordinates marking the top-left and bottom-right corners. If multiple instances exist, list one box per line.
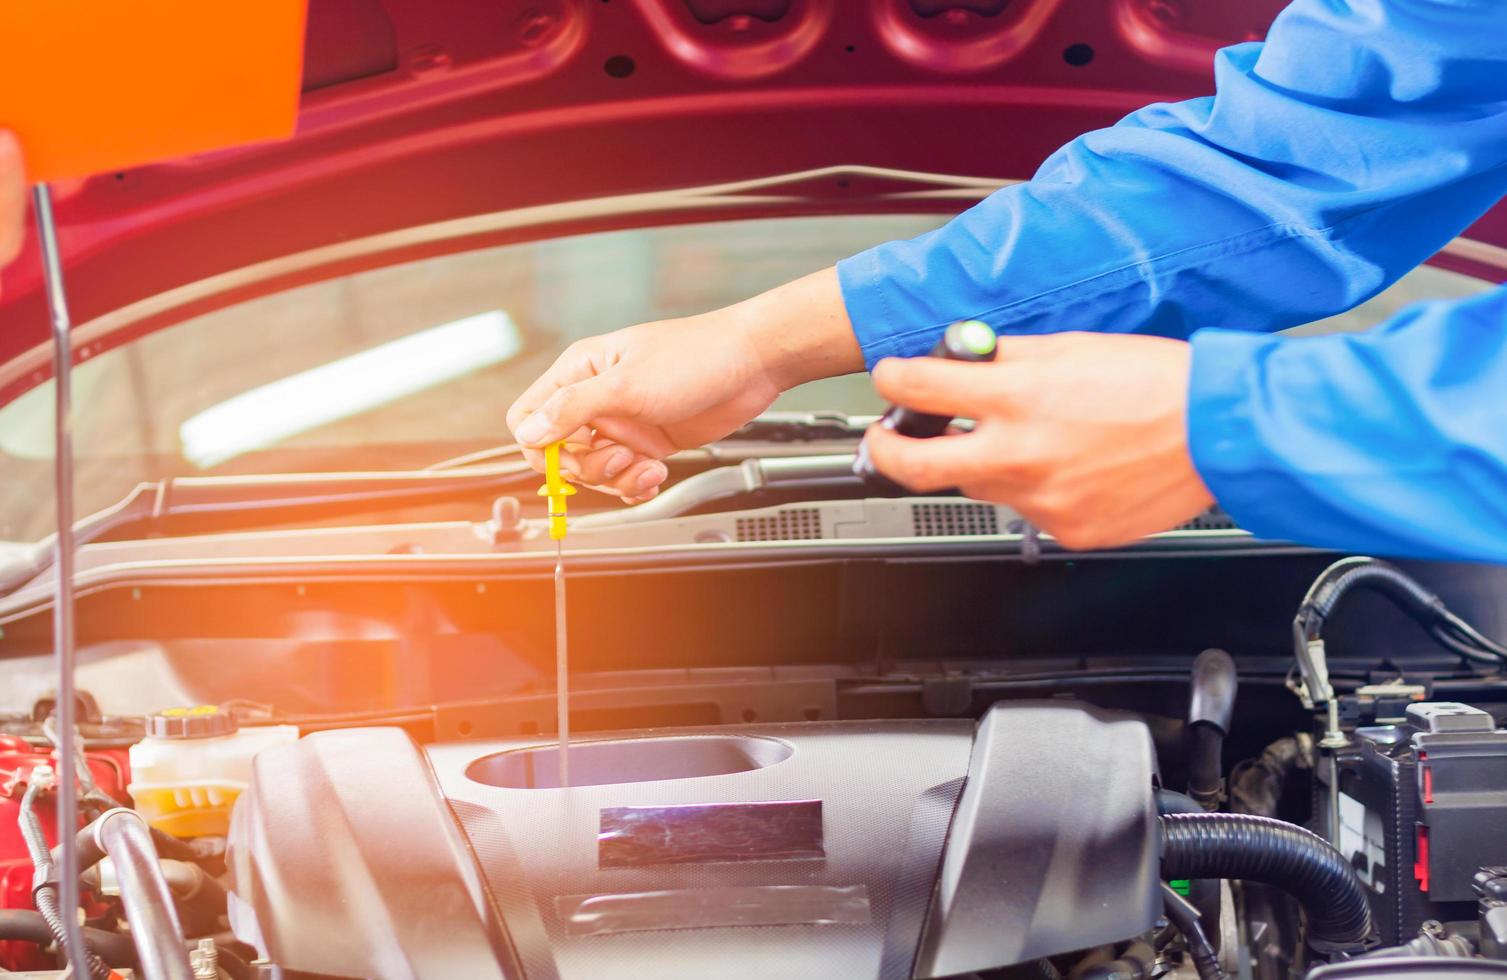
left=0, top=214, right=1494, bottom=541
left=0, top=215, right=947, bottom=541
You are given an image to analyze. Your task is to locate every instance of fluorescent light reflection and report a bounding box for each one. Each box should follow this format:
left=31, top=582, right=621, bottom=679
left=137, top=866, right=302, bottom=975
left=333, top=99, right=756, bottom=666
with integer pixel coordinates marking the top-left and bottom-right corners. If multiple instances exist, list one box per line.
left=180, top=310, right=522, bottom=469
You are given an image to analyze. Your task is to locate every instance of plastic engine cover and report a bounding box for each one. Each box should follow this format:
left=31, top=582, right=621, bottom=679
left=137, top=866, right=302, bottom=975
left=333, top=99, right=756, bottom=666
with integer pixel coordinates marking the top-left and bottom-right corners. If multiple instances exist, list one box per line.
left=226, top=701, right=1160, bottom=979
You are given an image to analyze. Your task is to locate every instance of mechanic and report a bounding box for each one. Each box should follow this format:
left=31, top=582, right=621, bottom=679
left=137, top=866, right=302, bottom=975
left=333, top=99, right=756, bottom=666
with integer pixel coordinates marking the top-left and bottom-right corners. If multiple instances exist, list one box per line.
left=509, top=0, right=1507, bottom=563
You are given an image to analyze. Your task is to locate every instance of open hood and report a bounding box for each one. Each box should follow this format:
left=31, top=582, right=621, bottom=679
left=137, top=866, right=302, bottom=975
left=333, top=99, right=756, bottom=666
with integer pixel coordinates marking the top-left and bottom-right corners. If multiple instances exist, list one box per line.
left=1, top=0, right=1504, bottom=406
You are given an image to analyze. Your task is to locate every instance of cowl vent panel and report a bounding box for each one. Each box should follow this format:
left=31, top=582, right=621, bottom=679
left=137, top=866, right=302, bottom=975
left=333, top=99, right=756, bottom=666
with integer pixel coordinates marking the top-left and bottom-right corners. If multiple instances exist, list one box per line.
left=735, top=508, right=823, bottom=542
left=911, top=502, right=999, bottom=537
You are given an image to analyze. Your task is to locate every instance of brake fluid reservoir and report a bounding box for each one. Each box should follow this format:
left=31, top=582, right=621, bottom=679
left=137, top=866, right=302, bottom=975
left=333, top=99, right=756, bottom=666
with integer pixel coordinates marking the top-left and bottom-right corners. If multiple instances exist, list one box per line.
left=128, top=706, right=298, bottom=837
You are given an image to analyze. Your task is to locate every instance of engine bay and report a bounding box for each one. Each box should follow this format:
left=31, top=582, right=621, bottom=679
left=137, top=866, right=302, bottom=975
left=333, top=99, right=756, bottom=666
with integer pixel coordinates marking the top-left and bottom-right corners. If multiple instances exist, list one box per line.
left=4, top=537, right=1507, bottom=979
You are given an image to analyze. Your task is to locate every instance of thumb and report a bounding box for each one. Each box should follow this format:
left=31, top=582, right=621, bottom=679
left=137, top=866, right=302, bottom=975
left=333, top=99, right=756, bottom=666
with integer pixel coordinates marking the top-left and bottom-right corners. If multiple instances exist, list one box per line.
left=0, top=131, right=26, bottom=266
left=512, top=374, right=623, bottom=448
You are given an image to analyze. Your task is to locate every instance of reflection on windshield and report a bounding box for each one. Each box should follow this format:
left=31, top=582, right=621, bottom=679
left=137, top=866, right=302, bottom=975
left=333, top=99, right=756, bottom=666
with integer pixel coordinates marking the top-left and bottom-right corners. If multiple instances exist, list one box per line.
left=180, top=310, right=523, bottom=469
left=0, top=214, right=1490, bottom=543
left=0, top=215, right=939, bottom=541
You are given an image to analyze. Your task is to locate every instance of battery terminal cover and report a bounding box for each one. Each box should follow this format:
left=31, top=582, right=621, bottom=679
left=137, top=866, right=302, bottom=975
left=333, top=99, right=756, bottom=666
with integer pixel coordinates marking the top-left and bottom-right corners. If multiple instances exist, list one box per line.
left=129, top=709, right=298, bottom=837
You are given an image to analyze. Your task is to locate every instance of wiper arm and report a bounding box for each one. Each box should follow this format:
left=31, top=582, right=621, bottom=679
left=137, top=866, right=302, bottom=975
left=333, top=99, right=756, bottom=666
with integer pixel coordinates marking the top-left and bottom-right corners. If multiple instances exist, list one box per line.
left=572, top=454, right=863, bottom=528
left=423, top=413, right=877, bottom=472
left=0, top=461, right=546, bottom=594
left=722, top=411, right=876, bottom=442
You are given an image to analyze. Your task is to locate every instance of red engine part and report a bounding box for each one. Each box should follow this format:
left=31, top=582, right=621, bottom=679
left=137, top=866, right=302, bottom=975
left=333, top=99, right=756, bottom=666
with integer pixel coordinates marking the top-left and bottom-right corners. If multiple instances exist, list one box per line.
left=0, top=734, right=130, bottom=971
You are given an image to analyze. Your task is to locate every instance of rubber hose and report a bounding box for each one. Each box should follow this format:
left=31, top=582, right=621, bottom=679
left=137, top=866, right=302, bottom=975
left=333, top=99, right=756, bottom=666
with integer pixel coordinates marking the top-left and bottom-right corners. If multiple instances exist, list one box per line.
left=1156, top=789, right=1205, bottom=816
left=1160, top=813, right=1372, bottom=951
left=0, top=909, right=138, bottom=968
left=1186, top=726, right=1225, bottom=811
left=93, top=809, right=195, bottom=980
left=157, top=859, right=229, bottom=910
left=215, top=943, right=255, bottom=980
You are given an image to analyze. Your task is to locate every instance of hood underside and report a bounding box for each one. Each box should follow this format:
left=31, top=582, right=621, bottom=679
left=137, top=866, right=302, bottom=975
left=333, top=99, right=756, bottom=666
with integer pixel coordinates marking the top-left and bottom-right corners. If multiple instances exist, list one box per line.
left=0, top=0, right=1504, bottom=403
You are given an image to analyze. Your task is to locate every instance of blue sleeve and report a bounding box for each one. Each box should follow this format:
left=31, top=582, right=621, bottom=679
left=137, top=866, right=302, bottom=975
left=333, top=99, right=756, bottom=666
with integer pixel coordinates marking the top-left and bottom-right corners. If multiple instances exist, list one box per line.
left=1189, top=285, right=1507, bottom=563
left=836, top=0, right=1507, bottom=370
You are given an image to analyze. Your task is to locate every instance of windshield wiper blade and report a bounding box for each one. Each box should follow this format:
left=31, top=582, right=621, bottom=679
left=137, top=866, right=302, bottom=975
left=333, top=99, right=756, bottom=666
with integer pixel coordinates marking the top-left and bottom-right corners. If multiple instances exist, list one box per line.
left=0, top=462, right=547, bottom=594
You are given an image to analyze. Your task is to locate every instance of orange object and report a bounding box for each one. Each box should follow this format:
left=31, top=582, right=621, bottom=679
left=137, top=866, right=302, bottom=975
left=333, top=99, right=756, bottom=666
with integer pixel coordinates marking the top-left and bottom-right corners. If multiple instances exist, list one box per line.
left=0, top=0, right=308, bottom=182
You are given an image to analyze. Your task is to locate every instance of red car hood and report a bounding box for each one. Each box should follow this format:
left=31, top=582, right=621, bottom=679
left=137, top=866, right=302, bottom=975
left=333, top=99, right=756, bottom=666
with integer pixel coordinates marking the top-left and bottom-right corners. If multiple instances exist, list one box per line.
left=1, top=0, right=1504, bottom=404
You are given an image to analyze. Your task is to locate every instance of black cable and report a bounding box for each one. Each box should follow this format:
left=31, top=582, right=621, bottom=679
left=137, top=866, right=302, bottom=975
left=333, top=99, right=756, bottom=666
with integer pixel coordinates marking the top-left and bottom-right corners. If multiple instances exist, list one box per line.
left=1161, top=882, right=1225, bottom=980
left=18, top=781, right=112, bottom=980
left=0, top=909, right=138, bottom=968
left=1161, top=812, right=1373, bottom=952
left=1294, top=556, right=1507, bottom=669
left=1429, top=625, right=1505, bottom=666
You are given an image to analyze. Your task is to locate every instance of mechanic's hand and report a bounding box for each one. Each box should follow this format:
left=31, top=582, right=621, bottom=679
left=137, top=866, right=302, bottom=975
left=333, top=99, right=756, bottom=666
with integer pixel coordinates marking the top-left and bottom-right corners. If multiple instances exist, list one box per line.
left=506, top=315, right=781, bottom=502
left=0, top=132, right=26, bottom=281
left=507, top=268, right=862, bottom=502
left=863, top=332, right=1215, bottom=550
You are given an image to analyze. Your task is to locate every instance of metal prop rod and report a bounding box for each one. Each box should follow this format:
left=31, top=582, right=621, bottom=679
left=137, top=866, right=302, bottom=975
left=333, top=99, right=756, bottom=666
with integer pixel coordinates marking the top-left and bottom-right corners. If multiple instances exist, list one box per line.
left=33, top=183, right=91, bottom=976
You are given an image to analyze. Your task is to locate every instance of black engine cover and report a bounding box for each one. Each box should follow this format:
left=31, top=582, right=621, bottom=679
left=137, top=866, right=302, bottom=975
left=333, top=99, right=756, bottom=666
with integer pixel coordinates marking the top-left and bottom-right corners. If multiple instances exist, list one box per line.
left=227, top=701, right=1160, bottom=979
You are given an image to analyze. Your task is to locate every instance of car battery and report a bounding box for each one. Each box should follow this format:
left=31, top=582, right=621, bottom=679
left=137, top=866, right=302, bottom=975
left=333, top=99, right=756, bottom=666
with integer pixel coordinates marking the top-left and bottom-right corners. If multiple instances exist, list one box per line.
left=1330, top=702, right=1507, bottom=945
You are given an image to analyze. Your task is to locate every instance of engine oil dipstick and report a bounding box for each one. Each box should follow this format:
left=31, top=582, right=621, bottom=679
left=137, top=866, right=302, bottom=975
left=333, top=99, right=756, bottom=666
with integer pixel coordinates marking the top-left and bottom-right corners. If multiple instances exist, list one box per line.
left=539, top=441, right=576, bottom=788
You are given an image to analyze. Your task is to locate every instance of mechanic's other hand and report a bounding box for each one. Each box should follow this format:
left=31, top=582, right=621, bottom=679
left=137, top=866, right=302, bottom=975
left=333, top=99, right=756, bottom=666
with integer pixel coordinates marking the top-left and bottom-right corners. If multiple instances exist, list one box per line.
left=507, top=268, right=861, bottom=502
left=0, top=132, right=26, bottom=278
left=506, top=314, right=782, bottom=502
left=864, top=332, right=1215, bottom=550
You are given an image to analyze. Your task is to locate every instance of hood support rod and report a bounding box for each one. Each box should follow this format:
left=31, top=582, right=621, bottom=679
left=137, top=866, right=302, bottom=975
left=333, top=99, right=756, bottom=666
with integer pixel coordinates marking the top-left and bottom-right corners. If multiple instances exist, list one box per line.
left=32, top=182, right=92, bottom=977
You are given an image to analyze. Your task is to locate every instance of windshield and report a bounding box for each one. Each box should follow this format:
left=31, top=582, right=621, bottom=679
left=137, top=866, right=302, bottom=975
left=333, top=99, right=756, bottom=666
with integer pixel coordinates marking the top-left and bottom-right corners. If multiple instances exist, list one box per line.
left=0, top=215, right=948, bottom=541
left=0, top=214, right=1493, bottom=541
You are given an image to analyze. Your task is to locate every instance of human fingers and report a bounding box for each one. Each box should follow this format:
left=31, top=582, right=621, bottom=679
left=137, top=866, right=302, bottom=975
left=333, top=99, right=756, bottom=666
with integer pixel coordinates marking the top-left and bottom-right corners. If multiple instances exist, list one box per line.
left=567, top=442, right=638, bottom=486
left=869, top=355, right=1005, bottom=419
left=511, top=373, right=628, bottom=448
left=599, top=458, right=669, bottom=500
left=0, top=132, right=26, bottom=266
left=861, top=425, right=994, bottom=493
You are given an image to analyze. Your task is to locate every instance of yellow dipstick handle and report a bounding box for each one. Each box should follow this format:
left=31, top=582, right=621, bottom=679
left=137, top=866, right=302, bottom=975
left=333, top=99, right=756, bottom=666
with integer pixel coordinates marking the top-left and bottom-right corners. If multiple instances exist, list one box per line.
left=538, top=441, right=576, bottom=540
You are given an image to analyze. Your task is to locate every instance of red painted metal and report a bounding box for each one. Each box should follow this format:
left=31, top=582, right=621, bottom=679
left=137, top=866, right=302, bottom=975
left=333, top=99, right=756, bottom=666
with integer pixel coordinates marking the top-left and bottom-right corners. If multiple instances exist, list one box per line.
left=0, top=0, right=1500, bottom=402
left=0, top=735, right=130, bottom=971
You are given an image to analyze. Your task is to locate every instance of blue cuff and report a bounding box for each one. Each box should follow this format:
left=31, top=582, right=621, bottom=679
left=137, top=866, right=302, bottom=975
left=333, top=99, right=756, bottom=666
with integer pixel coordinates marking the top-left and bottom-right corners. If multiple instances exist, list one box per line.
left=1187, top=328, right=1294, bottom=542
left=836, top=248, right=943, bottom=371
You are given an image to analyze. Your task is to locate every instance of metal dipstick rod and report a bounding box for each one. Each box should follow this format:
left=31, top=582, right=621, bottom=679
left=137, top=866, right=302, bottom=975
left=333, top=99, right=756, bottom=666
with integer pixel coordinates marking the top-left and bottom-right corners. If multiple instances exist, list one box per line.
left=32, top=183, right=92, bottom=976
left=554, top=538, right=569, bottom=789
left=540, top=442, right=576, bottom=788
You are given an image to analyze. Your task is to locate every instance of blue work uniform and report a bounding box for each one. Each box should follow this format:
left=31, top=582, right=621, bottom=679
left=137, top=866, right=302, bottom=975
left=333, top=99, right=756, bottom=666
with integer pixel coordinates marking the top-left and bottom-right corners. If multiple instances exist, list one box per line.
left=836, top=0, right=1507, bottom=563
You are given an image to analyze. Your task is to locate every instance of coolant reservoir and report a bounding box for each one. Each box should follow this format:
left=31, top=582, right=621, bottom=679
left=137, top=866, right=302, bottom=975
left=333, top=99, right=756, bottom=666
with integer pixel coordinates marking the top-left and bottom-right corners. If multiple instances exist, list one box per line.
left=128, top=706, right=298, bottom=837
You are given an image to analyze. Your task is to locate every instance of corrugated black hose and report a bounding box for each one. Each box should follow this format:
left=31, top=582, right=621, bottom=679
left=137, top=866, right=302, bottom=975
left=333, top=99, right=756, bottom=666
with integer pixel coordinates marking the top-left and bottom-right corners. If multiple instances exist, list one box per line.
left=1160, top=813, right=1373, bottom=952
left=17, top=780, right=112, bottom=980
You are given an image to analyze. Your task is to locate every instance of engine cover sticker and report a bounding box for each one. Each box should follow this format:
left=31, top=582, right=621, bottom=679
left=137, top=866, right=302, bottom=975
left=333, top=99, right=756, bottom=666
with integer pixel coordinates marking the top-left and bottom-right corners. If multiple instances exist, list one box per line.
left=597, top=799, right=824, bottom=867
left=555, top=884, right=869, bottom=936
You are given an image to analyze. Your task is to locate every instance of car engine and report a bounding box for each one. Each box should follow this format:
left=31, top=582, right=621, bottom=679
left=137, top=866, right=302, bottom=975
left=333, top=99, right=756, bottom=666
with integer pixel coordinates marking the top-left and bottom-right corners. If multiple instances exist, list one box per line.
left=4, top=556, right=1507, bottom=980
